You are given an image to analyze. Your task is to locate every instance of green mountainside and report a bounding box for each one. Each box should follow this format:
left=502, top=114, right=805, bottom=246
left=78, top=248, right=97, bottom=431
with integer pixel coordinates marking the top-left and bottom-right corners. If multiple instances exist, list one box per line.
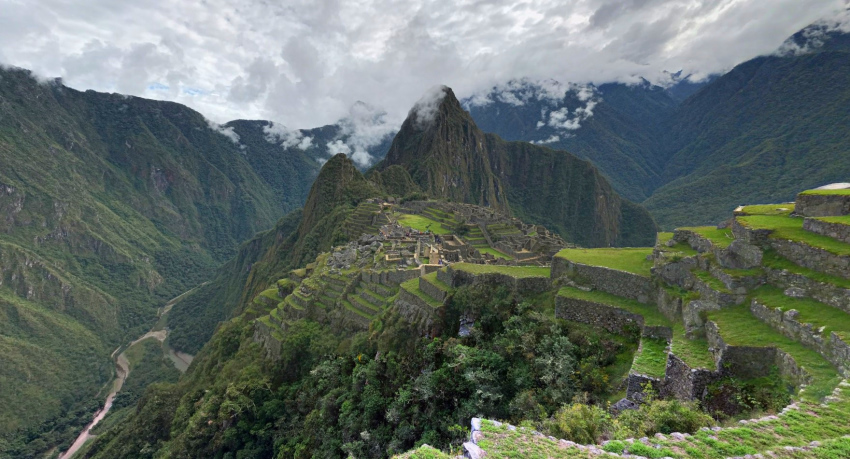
left=0, top=67, right=320, bottom=455
left=377, top=87, right=657, bottom=247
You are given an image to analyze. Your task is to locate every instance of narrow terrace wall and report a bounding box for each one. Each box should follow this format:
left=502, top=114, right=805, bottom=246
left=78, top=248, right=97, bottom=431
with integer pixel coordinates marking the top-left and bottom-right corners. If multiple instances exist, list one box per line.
left=660, top=354, right=717, bottom=401
left=551, top=257, right=653, bottom=303
left=765, top=267, right=850, bottom=314
left=803, top=218, right=850, bottom=244
left=445, top=266, right=552, bottom=299
left=796, top=194, right=850, bottom=217
left=751, top=299, right=850, bottom=376
left=769, top=239, right=850, bottom=280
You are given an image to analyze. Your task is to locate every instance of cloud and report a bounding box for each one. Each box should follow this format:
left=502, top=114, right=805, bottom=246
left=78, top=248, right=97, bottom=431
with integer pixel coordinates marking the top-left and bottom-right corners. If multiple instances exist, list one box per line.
left=409, top=85, right=448, bottom=129
left=263, top=122, right=313, bottom=150
left=0, top=0, right=846, bottom=130
left=206, top=118, right=240, bottom=144
left=333, top=101, right=396, bottom=167
left=531, top=135, right=561, bottom=145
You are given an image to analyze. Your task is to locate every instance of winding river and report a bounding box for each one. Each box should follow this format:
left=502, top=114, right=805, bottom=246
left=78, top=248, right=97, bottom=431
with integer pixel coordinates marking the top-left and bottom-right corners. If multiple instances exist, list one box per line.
left=59, top=302, right=194, bottom=459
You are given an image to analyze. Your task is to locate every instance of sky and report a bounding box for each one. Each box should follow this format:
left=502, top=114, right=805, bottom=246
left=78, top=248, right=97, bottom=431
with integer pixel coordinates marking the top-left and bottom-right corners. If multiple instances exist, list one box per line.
left=1, top=0, right=848, bottom=131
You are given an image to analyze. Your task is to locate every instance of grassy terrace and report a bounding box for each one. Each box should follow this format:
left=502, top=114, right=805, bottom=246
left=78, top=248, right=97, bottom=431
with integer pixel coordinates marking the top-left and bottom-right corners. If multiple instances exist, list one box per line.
left=706, top=303, right=841, bottom=400
left=451, top=262, right=550, bottom=278
left=420, top=271, right=449, bottom=291
left=396, top=214, right=453, bottom=235
left=818, top=215, right=850, bottom=225
left=555, top=247, right=653, bottom=277
left=400, top=278, right=443, bottom=307
left=737, top=215, right=850, bottom=256
left=678, top=226, right=734, bottom=248
left=478, top=247, right=514, bottom=260
left=762, top=250, right=850, bottom=289
left=800, top=188, right=850, bottom=196
left=463, top=391, right=850, bottom=459
left=738, top=203, right=796, bottom=216
left=752, top=286, right=850, bottom=341
left=671, top=323, right=715, bottom=369
left=631, top=337, right=668, bottom=377
left=692, top=269, right=732, bottom=293
left=557, top=287, right=668, bottom=327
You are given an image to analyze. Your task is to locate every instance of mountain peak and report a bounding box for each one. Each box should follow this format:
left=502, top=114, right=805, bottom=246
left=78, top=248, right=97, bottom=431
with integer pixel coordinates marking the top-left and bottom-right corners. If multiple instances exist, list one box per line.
left=406, top=85, right=464, bottom=131
left=298, top=153, right=377, bottom=237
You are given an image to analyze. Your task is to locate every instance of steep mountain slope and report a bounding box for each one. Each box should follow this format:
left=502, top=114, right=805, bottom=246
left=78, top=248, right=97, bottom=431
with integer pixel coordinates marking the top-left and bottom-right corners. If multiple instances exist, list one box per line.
left=0, top=67, right=320, bottom=454
left=645, top=30, right=850, bottom=228
left=378, top=86, right=657, bottom=247
left=166, top=154, right=379, bottom=353
left=465, top=80, right=678, bottom=201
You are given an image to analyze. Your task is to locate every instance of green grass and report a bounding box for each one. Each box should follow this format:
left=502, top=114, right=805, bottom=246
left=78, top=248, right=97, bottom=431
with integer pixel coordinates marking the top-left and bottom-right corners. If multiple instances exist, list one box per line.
left=396, top=214, right=453, bottom=235
left=400, top=278, right=444, bottom=307
left=671, top=323, right=715, bottom=369
left=450, top=263, right=550, bottom=278
left=818, top=215, right=850, bottom=225
left=557, top=287, right=669, bottom=327
left=752, top=286, right=850, bottom=341
left=632, top=337, right=669, bottom=378
left=555, top=247, right=653, bottom=277
left=657, top=232, right=674, bottom=245
left=341, top=300, right=373, bottom=320
left=420, top=272, right=450, bottom=292
left=678, top=226, right=735, bottom=248
left=800, top=189, right=850, bottom=196
left=738, top=203, right=796, bottom=216
left=762, top=250, right=850, bottom=289
left=259, top=288, right=280, bottom=301
left=393, top=445, right=452, bottom=459
left=478, top=247, right=514, bottom=260
left=692, top=270, right=732, bottom=294
left=706, top=304, right=841, bottom=400
left=737, top=215, right=850, bottom=256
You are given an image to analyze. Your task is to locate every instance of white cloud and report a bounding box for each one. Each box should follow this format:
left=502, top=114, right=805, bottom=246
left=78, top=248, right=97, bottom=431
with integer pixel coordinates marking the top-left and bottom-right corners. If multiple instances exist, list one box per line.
left=531, top=135, right=561, bottom=145
left=410, top=85, right=448, bottom=129
left=206, top=118, right=240, bottom=144
left=0, top=0, right=846, bottom=129
left=263, top=122, right=313, bottom=150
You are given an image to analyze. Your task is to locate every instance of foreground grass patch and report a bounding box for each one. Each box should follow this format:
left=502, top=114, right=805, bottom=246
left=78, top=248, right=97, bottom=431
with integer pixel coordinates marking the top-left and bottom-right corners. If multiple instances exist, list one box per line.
left=632, top=337, right=668, bottom=377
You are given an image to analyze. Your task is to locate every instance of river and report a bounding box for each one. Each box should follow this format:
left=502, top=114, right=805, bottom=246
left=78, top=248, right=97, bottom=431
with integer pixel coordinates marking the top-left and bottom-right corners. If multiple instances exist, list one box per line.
left=59, top=295, right=196, bottom=459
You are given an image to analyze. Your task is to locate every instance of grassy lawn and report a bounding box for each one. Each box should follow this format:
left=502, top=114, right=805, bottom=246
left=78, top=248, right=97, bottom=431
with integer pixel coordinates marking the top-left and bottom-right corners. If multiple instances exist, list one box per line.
left=671, top=323, right=715, bottom=369
left=800, top=189, right=850, bottom=196
left=555, top=247, right=653, bottom=277
left=706, top=304, right=841, bottom=400
left=396, top=214, right=453, bottom=235
left=738, top=203, right=795, bottom=216
left=692, top=270, right=732, bottom=293
left=478, top=247, right=514, bottom=260
left=752, top=286, right=850, bottom=341
left=400, top=278, right=443, bottom=307
left=657, top=232, right=674, bottom=245
left=678, top=226, right=734, bottom=248
left=451, top=262, right=550, bottom=278
left=631, top=337, right=668, bottom=378
left=737, top=215, right=850, bottom=256
left=557, top=287, right=669, bottom=327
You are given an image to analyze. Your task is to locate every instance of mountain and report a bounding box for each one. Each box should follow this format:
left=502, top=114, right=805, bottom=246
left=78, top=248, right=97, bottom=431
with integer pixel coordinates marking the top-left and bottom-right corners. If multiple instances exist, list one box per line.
left=378, top=86, right=658, bottom=247
left=166, top=154, right=379, bottom=353
left=645, top=23, right=850, bottom=227
left=464, top=79, right=679, bottom=201
left=0, top=67, right=324, bottom=455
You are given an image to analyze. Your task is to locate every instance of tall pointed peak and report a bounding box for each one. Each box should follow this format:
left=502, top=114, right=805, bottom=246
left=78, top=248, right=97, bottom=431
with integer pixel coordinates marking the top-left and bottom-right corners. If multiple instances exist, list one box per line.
left=405, top=85, right=467, bottom=131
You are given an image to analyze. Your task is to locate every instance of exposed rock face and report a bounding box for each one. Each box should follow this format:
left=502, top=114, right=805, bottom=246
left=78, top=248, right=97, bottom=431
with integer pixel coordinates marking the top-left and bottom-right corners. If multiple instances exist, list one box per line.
left=377, top=86, right=657, bottom=247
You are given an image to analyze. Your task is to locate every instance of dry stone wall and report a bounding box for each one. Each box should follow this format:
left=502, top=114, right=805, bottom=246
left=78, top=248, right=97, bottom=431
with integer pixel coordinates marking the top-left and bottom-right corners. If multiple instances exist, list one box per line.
left=803, top=218, right=850, bottom=244
left=770, top=239, right=850, bottom=280
left=552, top=257, right=653, bottom=303
left=796, top=193, right=850, bottom=217
left=750, top=299, right=850, bottom=376
left=765, top=266, right=850, bottom=314
left=660, top=354, right=717, bottom=401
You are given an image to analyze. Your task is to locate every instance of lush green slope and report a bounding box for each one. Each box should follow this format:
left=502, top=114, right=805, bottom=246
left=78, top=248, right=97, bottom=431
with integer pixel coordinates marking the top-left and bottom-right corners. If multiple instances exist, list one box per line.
left=0, top=67, right=320, bottom=455
left=466, top=81, right=678, bottom=201
left=645, top=34, right=850, bottom=228
left=378, top=87, right=657, bottom=247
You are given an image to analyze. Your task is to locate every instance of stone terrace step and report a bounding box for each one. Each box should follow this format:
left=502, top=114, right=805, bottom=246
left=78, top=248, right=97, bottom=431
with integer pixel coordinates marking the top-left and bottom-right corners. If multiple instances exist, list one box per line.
left=358, top=287, right=386, bottom=307
left=349, top=294, right=381, bottom=315
left=341, top=300, right=373, bottom=325
left=804, top=216, right=850, bottom=244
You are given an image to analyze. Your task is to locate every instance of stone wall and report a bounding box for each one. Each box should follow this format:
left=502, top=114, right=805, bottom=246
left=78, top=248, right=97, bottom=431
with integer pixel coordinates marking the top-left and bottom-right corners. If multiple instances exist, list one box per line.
left=796, top=193, right=850, bottom=217
left=397, top=289, right=441, bottom=335
left=765, top=266, right=850, bottom=314
left=682, top=300, right=721, bottom=337
left=655, top=286, right=683, bottom=323
left=769, top=239, right=850, bottom=280
left=445, top=266, right=552, bottom=299
left=705, top=320, right=810, bottom=389
left=551, top=258, right=653, bottom=303
left=419, top=276, right=448, bottom=303
left=751, top=299, right=850, bottom=376
left=627, top=373, right=660, bottom=402
left=555, top=296, right=645, bottom=335
left=731, top=218, right=773, bottom=245
left=803, top=218, right=850, bottom=244
left=660, top=354, right=718, bottom=401
left=361, top=268, right=421, bottom=286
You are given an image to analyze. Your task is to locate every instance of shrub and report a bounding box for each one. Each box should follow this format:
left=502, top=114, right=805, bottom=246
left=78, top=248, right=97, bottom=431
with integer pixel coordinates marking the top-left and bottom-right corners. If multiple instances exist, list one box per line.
left=615, top=399, right=714, bottom=438
left=545, top=398, right=613, bottom=444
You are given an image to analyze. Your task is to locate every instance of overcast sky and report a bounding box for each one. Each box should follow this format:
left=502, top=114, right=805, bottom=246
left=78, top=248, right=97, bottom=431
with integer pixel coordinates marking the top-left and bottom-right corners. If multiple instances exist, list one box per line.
left=1, top=0, right=847, bottom=129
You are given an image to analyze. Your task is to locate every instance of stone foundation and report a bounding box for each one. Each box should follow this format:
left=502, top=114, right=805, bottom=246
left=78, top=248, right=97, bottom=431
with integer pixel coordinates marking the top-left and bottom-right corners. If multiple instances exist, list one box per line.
left=795, top=193, right=850, bottom=217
